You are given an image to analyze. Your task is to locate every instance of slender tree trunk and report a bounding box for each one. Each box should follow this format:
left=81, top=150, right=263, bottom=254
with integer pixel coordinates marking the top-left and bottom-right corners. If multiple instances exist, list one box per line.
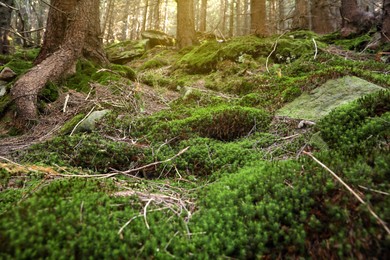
left=229, top=0, right=235, bottom=37
left=235, top=0, right=242, bottom=35
left=153, top=0, right=161, bottom=30
left=0, top=0, right=14, bottom=54
left=199, top=0, right=207, bottom=32
left=382, top=0, right=390, bottom=42
left=122, top=0, right=131, bottom=40
left=244, top=0, right=250, bottom=34
left=11, top=0, right=107, bottom=129
left=177, top=0, right=198, bottom=48
left=250, top=0, right=267, bottom=36
left=142, top=0, right=149, bottom=32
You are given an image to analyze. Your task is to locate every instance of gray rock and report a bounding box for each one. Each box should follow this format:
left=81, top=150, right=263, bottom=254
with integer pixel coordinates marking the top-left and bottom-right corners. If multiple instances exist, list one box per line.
left=0, top=84, right=6, bottom=97
left=0, top=67, right=16, bottom=81
left=74, top=109, right=111, bottom=133
left=276, top=76, right=384, bottom=121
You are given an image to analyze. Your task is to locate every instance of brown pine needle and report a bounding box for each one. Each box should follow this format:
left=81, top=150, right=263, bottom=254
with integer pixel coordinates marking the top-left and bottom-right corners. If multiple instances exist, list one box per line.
left=303, top=151, right=390, bottom=235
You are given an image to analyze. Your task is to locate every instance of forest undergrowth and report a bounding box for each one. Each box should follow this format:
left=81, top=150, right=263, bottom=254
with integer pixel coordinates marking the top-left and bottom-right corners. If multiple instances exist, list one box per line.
left=0, top=31, right=389, bottom=258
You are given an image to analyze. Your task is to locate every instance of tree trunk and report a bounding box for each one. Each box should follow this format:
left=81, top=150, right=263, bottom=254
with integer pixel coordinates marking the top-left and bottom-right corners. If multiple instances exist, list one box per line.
left=11, top=0, right=107, bottom=129
left=0, top=0, right=15, bottom=54
left=34, top=0, right=76, bottom=64
left=311, top=0, right=337, bottom=34
left=177, top=0, right=198, bottom=48
left=142, top=0, right=149, bottom=32
left=340, top=0, right=375, bottom=37
left=250, top=0, right=267, bottom=36
left=229, top=0, right=235, bottom=37
left=199, top=0, right=207, bottom=32
left=292, top=0, right=309, bottom=30
left=382, top=0, right=390, bottom=43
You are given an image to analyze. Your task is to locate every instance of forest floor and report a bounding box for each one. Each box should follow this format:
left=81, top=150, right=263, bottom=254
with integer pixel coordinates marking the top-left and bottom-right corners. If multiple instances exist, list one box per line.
left=0, top=31, right=389, bottom=258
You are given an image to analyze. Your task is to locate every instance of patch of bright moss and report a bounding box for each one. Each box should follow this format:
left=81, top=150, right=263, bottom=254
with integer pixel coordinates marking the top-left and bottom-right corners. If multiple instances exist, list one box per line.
left=59, top=113, right=86, bottom=135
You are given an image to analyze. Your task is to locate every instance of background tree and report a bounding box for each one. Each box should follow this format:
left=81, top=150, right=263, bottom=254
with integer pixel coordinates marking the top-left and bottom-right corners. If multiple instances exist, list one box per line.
left=382, top=0, right=390, bottom=43
left=11, top=0, right=107, bottom=128
left=0, top=0, right=15, bottom=54
left=250, top=0, right=267, bottom=35
left=340, top=0, right=375, bottom=37
left=176, top=0, right=198, bottom=48
left=199, top=0, right=208, bottom=32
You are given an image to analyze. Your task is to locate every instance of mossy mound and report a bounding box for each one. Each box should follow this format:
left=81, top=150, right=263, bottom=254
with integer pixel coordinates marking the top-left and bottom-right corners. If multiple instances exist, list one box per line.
left=22, top=134, right=144, bottom=172
left=177, top=33, right=322, bottom=73
left=65, top=60, right=136, bottom=92
left=135, top=105, right=271, bottom=141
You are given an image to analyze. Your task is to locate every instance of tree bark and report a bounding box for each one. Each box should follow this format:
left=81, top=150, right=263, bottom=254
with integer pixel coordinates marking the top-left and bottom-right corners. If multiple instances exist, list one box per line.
left=382, top=0, right=390, bottom=43
left=177, top=0, right=198, bottom=48
left=250, top=0, right=267, bottom=36
left=311, top=0, right=338, bottom=34
left=340, top=0, right=375, bottom=37
left=292, top=0, right=309, bottom=30
left=11, top=0, right=107, bottom=129
left=199, top=0, right=207, bottom=32
left=0, top=0, right=15, bottom=54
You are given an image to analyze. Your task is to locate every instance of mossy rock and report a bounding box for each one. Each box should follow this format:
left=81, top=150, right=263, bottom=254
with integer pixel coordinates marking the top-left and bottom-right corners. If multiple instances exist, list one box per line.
left=141, top=30, right=175, bottom=48
left=276, top=76, right=385, bottom=121
left=59, top=113, right=86, bottom=135
left=177, top=34, right=322, bottom=73
left=106, top=39, right=148, bottom=64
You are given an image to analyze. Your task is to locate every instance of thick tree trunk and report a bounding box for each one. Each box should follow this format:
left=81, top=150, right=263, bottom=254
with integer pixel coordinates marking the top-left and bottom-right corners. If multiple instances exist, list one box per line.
left=292, top=0, right=309, bottom=30
left=382, top=0, right=390, bottom=43
left=311, top=0, right=337, bottom=34
left=250, top=0, right=267, bottom=36
left=177, top=0, right=198, bottom=48
left=340, top=0, right=375, bottom=37
left=0, top=0, right=15, bottom=54
left=11, top=0, right=106, bottom=128
left=34, top=0, right=76, bottom=64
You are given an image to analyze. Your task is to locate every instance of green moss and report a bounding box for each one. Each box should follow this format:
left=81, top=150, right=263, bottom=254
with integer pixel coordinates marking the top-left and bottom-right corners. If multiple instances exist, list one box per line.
left=0, top=95, right=10, bottom=115
left=38, top=81, right=59, bottom=103
left=1, top=59, right=33, bottom=75
left=318, top=90, right=390, bottom=156
left=145, top=105, right=271, bottom=141
left=59, top=113, right=86, bottom=135
left=22, top=134, right=145, bottom=172
left=140, top=58, right=168, bottom=70
left=109, top=64, right=136, bottom=80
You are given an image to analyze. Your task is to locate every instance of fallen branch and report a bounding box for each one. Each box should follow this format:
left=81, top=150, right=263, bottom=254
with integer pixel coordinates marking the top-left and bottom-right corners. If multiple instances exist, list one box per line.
left=63, top=94, right=70, bottom=113
left=303, top=151, right=390, bottom=235
left=119, top=146, right=190, bottom=175
left=312, top=38, right=318, bottom=60
left=58, top=146, right=190, bottom=178
left=143, top=199, right=153, bottom=230
left=358, top=185, right=389, bottom=196
left=266, top=33, right=286, bottom=74
left=69, top=106, right=95, bottom=136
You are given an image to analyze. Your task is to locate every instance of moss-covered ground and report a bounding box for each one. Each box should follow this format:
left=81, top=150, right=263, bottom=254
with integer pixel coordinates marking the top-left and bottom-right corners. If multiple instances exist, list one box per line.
left=0, top=31, right=389, bottom=258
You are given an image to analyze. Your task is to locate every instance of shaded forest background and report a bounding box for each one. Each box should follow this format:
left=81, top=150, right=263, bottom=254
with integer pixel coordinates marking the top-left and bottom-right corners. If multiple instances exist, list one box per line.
left=1, top=0, right=389, bottom=49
